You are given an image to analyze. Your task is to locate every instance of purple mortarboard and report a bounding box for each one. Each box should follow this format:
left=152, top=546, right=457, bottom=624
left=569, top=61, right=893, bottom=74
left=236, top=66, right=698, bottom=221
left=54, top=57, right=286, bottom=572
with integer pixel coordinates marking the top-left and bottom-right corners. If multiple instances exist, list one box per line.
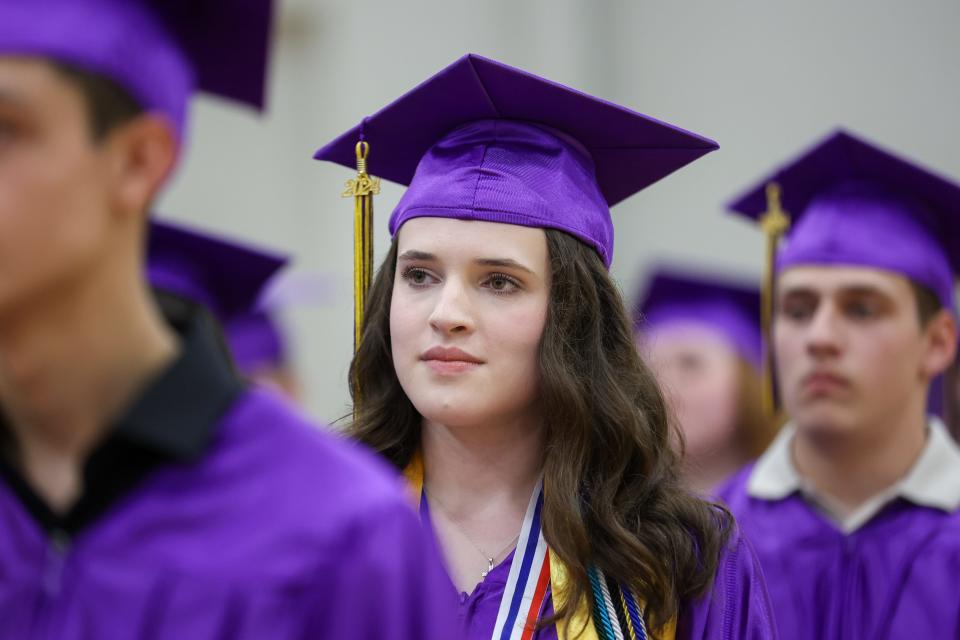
left=728, top=129, right=960, bottom=310
left=226, top=312, right=286, bottom=374
left=147, top=220, right=287, bottom=325
left=0, top=0, right=275, bottom=136
left=635, top=267, right=762, bottom=369
left=314, top=53, right=718, bottom=268
left=225, top=272, right=333, bottom=374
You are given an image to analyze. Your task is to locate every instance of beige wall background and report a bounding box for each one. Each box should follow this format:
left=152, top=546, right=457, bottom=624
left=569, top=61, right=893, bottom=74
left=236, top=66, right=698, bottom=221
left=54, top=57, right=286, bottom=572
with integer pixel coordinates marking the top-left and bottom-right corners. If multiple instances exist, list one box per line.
left=157, top=0, right=960, bottom=423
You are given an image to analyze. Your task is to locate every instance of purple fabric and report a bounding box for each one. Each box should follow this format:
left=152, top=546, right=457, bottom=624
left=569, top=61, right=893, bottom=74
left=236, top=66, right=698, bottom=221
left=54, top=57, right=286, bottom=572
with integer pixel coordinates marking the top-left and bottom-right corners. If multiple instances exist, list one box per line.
left=635, top=268, right=762, bottom=369
left=226, top=311, right=286, bottom=373
left=453, top=548, right=556, bottom=640
left=225, top=271, right=334, bottom=374
left=152, top=0, right=274, bottom=113
left=391, top=119, right=614, bottom=265
left=419, top=497, right=556, bottom=640
left=727, top=129, right=960, bottom=310
left=676, top=527, right=779, bottom=640
left=0, top=0, right=274, bottom=136
left=147, top=221, right=288, bottom=324
left=0, top=388, right=459, bottom=639
left=314, top=53, right=718, bottom=268
left=718, top=465, right=960, bottom=639
left=420, top=496, right=777, bottom=639
left=777, top=182, right=954, bottom=309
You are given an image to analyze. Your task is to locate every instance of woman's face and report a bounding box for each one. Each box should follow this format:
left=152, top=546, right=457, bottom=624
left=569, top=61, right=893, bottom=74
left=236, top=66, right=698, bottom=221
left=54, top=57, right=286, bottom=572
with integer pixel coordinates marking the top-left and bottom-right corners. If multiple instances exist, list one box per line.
left=390, top=217, right=550, bottom=429
left=643, top=325, right=742, bottom=458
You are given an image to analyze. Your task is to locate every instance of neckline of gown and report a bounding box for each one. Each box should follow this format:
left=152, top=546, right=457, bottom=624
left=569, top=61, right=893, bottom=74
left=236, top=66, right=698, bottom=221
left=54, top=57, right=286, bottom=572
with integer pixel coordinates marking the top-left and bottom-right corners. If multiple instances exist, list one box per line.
left=418, top=492, right=520, bottom=600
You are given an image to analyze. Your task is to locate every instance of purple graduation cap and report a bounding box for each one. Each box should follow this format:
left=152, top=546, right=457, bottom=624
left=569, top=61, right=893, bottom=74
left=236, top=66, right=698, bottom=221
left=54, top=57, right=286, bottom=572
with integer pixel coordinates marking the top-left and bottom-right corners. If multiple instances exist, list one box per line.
left=314, top=53, right=719, bottom=268
left=147, top=220, right=288, bottom=325
left=727, top=129, right=960, bottom=310
left=224, top=271, right=333, bottom=374
left=225, top=312, right=286, bottom=375
left=635, top=267, right=762, bottom=369
left=224, top=272, right=332, bottom=375
left=0, top=0, right=276, bottom=135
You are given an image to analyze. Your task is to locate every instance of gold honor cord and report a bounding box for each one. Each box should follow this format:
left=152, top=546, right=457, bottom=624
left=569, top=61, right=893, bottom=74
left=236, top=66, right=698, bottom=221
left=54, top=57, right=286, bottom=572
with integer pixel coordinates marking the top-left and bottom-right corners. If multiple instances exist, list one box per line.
left=758, top=182, right=790, bottom=419
left=342, top=141, right=380, bottom=353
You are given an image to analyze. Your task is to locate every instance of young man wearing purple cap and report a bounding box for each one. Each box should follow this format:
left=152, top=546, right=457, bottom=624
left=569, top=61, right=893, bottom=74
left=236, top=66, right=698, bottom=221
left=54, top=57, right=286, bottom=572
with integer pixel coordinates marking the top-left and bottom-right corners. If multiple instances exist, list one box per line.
left=0, top=2, right=456, bottom=637
left=719, top=130, right=960, bottom=638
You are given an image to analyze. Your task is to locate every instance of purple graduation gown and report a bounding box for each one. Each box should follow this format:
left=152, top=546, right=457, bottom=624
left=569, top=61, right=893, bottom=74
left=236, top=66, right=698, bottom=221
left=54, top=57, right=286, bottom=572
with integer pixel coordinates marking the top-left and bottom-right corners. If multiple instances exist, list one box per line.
left=719, top=465, right=960, bottom=639
left=0, top=311, right=457, bottom=639
left=422, top=498, right=777, bottom=639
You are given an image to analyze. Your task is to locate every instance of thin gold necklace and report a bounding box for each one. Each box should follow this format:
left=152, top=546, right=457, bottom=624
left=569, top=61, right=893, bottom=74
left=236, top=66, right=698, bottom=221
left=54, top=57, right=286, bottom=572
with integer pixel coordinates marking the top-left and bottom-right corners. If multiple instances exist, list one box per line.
left=424, top=488, right=521, bottom=580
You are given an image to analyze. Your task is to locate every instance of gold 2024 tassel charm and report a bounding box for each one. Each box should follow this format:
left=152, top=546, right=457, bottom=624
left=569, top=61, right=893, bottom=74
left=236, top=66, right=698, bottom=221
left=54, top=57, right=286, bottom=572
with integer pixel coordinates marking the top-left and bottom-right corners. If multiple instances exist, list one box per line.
left=342, top=141, right=381, bottom=353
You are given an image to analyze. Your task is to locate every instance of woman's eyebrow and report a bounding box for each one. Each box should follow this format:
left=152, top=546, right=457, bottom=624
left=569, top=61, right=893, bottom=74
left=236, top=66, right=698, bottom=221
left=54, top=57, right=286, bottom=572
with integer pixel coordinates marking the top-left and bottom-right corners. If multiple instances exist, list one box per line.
left=397, top=250, right=436, bottom=262
left=474, top=257, right=535, bottom=274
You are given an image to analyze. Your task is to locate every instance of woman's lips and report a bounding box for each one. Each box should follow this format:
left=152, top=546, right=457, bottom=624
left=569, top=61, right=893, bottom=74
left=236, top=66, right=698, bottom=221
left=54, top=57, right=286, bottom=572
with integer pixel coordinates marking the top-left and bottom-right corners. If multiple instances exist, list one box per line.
left=424, top=360, right=481, bottom=374
left=420, top=346, right=484, bottom=374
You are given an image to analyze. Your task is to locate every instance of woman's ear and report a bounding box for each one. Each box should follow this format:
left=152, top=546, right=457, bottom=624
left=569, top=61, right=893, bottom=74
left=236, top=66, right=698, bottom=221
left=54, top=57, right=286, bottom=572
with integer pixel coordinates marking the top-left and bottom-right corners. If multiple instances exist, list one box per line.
left=104, top=113, right=179, bottom=219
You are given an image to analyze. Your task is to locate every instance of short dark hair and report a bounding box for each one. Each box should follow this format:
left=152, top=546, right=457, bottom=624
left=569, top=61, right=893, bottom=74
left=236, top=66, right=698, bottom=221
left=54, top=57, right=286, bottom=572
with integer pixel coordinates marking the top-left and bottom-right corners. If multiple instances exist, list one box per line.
left=50, top=62, right=144, bottom=141
left=910, top=280, right=943, bottom=327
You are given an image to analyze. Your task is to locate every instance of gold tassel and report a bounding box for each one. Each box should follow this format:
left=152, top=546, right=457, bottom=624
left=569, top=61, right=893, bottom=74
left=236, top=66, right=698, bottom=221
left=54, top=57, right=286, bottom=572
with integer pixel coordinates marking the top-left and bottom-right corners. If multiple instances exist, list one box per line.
left=758, top=182, right=790, bottom=419
left=342, top=141, right=381, bottom=353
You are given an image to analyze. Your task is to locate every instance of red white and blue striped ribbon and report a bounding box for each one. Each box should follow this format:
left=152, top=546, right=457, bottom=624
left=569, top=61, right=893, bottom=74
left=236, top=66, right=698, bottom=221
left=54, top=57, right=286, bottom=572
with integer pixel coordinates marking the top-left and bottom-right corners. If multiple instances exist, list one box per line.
left=490, top=478, right=551, bottom=640
left=406, top=453, right=660, bottom=640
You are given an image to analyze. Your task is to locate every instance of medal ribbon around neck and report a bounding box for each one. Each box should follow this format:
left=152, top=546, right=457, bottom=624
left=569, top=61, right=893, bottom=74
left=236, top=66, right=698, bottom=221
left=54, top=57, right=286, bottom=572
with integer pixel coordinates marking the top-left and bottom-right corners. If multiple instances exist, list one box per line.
left=404, top=452, right=670, bottom=640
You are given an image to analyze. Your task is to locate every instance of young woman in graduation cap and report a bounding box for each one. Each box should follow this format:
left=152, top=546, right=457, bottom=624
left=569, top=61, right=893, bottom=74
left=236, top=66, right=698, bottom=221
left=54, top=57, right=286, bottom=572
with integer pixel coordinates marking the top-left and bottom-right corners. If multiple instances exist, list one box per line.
left=318, top=54, right=777, bottom=640
left=634, top=267, right=776, bottom=495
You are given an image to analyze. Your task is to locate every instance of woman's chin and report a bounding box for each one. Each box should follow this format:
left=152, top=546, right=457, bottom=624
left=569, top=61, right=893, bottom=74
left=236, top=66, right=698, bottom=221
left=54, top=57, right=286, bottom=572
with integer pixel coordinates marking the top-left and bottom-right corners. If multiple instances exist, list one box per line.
left=404, top=379, right=540, bottom=432
left=416, top=403, right=487, bottom=429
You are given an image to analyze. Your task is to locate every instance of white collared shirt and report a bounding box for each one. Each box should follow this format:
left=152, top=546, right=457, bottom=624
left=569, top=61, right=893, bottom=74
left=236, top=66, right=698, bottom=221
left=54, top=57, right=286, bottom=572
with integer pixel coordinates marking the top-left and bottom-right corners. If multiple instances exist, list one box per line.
left=747, top=417, right=960, bottom=533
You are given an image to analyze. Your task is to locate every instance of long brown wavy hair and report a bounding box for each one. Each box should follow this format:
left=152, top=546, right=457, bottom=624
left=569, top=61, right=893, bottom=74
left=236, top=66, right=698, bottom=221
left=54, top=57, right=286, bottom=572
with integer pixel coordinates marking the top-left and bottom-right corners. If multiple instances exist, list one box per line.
left=347, top=228, right=732, bottom=630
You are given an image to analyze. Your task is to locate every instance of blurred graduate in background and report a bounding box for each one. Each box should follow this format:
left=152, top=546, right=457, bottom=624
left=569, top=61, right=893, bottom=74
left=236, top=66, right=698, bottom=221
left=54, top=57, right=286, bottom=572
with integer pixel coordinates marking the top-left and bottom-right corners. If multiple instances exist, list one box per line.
left=718, top=130, right=960, bottom=638
left=225, top=271, right=333, bottom=403
left=147, top=218, right=287, bottom=361
left=227, top=308, right=298, bottom=395
left=150, top=221, right=331, bottom=403
left=634, top=267, right=777, bottom=495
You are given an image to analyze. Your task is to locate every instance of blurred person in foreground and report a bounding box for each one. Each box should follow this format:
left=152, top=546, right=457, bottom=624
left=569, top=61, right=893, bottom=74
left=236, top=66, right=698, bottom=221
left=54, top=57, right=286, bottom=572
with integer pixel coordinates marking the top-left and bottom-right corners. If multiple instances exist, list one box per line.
left=0, top=1, right=456, bottom=637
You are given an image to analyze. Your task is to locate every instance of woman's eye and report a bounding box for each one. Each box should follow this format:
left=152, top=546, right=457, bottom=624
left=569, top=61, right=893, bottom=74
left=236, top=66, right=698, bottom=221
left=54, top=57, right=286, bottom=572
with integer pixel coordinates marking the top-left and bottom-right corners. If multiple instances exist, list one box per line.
left=400, top=267, right=436, bottom=287
left=410, top=270, right=428, bottom=284
left=483, top=273, right=520, bottom=294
